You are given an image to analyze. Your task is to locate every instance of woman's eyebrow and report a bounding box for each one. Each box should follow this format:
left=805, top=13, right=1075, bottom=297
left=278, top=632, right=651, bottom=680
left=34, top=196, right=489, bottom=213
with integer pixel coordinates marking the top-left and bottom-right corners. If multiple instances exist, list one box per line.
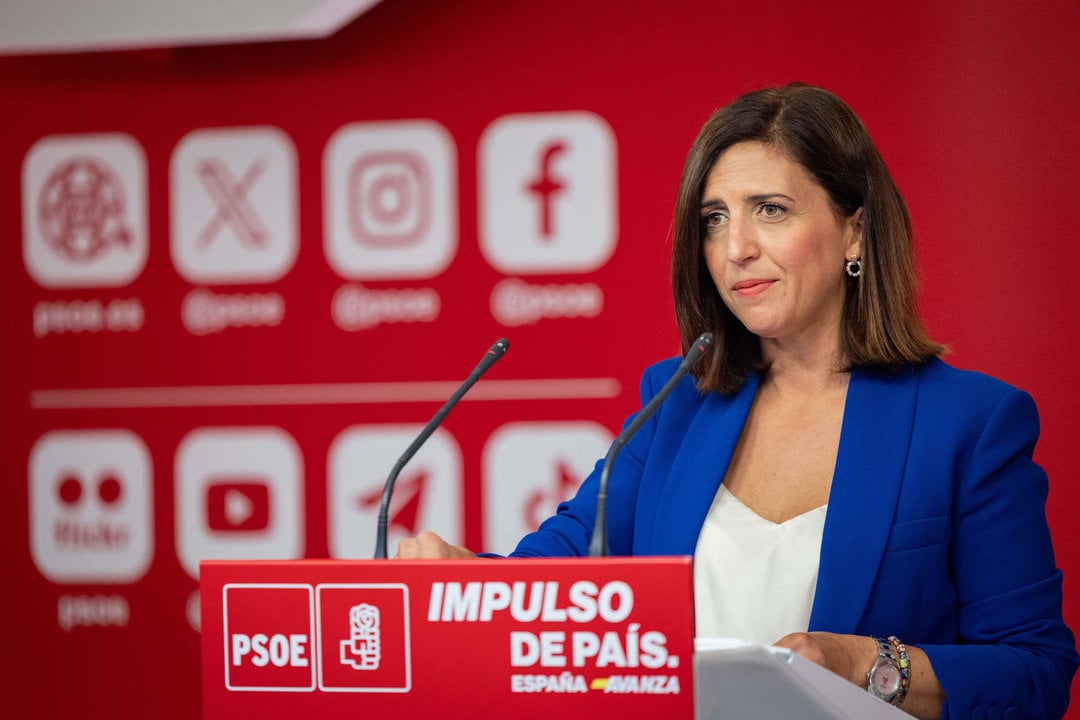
left=745, top=192, right=796, bottom=203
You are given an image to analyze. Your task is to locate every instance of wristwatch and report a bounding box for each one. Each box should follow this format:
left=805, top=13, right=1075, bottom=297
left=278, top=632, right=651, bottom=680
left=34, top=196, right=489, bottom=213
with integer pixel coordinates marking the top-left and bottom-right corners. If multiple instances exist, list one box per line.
left=866, top=637, right=903, bottom=704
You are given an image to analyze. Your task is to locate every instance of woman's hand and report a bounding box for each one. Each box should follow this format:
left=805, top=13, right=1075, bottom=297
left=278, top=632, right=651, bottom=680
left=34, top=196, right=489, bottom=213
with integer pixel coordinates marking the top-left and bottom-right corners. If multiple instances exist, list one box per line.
left=772, top=631, right=876, bottom=686
left=773, top=631, right=944, bottom=720
left=395, top=530, right=477, bottom=559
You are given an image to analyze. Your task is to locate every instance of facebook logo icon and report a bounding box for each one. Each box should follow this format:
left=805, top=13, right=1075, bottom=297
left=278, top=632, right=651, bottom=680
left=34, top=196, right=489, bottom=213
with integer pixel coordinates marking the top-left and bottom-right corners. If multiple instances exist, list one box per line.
left=526, top=141, right=567, bottom=239
left=478, top=112, right=617, bottom=274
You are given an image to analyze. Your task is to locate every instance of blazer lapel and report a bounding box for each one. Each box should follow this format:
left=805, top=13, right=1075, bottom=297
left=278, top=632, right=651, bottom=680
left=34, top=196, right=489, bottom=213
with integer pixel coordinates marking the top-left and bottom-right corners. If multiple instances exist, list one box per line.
left=808, top=366, right=919, bottom=633
left=649, top=372, right=760, bottom=555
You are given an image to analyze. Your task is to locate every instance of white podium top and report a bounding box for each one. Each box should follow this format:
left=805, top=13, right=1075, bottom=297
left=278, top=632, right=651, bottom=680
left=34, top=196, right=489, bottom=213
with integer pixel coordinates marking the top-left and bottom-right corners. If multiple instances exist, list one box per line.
left=694, top=638, right=912, bottom=720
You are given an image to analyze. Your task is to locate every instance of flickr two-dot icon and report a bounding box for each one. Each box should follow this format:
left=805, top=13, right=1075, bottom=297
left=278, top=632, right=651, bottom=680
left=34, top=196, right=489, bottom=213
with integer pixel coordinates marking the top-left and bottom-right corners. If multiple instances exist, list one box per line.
left=29, top=429, right=154, bottom=584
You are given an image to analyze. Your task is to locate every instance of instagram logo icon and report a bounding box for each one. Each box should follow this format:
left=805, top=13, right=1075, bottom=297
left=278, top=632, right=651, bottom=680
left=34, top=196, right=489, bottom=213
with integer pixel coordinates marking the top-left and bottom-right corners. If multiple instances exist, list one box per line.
left=325, top=120, right=456, bottom=280
left=348, top=152, right=430, bottom=247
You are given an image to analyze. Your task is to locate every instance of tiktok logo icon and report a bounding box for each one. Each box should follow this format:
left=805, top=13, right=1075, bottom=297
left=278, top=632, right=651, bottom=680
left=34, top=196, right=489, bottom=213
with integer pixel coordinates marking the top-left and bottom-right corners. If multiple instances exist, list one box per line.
left=479, top=112, right=617, bottom=274
left=482, top=421, right=614, bottom=555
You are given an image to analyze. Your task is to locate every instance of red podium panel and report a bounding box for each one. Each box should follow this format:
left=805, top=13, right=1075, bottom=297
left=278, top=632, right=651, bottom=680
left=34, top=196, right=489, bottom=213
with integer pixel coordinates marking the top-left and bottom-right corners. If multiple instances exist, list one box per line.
left=200, top=557, right=695, bottom=719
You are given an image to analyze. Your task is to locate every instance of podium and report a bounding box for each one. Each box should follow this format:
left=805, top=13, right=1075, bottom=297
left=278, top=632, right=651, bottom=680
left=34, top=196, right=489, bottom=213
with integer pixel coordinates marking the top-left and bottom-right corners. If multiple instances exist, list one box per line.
left=200, top=557, right=696, bottom=719
left=200, top=557, right=911, bottom=719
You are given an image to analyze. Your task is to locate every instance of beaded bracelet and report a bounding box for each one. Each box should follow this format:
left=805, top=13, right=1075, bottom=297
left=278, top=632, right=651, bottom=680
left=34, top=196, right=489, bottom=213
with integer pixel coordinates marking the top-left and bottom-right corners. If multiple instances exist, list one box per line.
left=888, top=635, right=911, bottom=707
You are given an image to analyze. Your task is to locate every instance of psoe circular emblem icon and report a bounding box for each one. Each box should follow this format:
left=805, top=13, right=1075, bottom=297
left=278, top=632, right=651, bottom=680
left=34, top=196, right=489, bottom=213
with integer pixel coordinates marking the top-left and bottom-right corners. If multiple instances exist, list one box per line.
left=38, top=157, right=132, bottom=262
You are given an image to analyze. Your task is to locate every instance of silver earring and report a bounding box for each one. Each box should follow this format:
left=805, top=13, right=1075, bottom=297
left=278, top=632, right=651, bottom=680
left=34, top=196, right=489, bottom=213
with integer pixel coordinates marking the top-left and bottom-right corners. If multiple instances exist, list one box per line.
left=845, top=258, right=862, bottom=278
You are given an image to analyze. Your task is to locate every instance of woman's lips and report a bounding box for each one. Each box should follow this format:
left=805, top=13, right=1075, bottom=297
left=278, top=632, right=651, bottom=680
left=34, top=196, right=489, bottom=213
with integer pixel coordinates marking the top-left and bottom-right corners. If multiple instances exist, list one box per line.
left=732, top=279, right=775, bottom=298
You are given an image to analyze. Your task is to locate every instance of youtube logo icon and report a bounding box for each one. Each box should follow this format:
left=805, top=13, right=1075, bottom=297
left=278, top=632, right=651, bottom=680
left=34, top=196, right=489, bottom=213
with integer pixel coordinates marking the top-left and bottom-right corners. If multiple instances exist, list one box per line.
left=207, top=479, right=270, bottom=532
left=175, top=427, right=304, bottom=580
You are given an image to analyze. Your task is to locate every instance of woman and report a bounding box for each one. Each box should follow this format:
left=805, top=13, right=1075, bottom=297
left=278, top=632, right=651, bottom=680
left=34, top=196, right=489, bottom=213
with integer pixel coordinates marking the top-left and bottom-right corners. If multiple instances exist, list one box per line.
left=398, top=84, right=1079, bottom=719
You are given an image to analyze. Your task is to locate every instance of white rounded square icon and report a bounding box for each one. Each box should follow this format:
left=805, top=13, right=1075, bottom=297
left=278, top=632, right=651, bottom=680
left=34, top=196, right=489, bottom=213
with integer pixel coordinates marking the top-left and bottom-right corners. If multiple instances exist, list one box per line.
left=170, top=126, right=298, bottom=284
left=30, top=429, right=154, bottom=584
left=22, top=133, right=149, bottom=288
left=324, top=120, right=457, bottom=279
left=479, top=112, right=618, bottom=274
left=482, top=421, right=613, bottom=555
left=328, top=425, right=462, bottom=558
left=175, top=427, right=304, bottom=579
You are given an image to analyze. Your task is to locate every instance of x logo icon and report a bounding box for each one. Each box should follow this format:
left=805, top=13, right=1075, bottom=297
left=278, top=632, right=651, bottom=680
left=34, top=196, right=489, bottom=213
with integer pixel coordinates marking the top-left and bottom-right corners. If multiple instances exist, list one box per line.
left=196, top=158, right=269, bottom=249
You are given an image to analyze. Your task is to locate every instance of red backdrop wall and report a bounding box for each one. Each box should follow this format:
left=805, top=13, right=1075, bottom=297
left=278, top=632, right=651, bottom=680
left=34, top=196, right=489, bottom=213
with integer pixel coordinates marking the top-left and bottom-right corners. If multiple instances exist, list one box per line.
left=2, top=0, right=1078, bottom=716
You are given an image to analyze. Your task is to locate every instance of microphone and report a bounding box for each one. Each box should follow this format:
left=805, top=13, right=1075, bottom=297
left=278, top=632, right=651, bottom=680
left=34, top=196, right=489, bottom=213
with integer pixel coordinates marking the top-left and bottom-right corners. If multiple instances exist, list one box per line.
left=373, top=338, right=510, bottom=559
left=588, top=332, right=712, bottom=557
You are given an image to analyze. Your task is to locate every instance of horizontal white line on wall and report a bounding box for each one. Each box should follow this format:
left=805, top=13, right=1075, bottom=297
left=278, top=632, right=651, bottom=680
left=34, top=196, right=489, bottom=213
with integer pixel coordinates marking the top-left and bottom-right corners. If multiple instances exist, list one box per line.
left=30, top=378, right=623, bottom=409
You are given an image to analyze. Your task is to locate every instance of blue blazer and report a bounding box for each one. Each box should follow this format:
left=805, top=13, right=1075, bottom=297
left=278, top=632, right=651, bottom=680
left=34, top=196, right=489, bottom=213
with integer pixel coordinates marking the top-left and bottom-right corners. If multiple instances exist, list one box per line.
left=511, top=357, right=1079, bottom=719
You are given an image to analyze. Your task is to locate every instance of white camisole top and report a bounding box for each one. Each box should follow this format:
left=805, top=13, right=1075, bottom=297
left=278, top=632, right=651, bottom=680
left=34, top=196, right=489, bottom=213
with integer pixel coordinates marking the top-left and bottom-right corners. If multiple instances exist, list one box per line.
left=693, top=484, right=828, bottom=644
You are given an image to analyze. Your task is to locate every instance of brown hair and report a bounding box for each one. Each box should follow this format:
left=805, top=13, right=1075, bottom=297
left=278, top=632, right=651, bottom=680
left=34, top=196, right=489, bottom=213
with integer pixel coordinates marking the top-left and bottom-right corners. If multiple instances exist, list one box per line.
left=671, top=83, right=944, bottom=394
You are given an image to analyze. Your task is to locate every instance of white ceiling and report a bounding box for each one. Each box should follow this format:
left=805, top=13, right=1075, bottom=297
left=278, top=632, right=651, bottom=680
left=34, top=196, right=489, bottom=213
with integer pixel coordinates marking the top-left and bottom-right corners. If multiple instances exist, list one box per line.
left=0, top=0, right=384, bottom=55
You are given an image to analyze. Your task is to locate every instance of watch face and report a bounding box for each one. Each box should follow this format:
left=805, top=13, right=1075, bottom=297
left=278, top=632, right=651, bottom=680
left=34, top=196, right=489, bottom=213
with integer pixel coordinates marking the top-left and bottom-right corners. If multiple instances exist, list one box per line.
left=871, top=662, right=901, bottom=696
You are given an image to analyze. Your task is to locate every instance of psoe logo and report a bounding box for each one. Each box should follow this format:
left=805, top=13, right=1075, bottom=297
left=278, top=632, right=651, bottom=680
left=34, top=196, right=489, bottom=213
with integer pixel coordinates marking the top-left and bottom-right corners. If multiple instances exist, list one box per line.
left=479, top=112, right=618, bottom=274
left=22, top=133, right=148, bottom=288
left=224, top=583, right=316, bottom=692
left=29, top=429, right=154, bottom=584
left=341, top=603, right=381, bottom=669
left=324, top=120, right=457, bottom=280
left=317, top=584, right=411, bottom=692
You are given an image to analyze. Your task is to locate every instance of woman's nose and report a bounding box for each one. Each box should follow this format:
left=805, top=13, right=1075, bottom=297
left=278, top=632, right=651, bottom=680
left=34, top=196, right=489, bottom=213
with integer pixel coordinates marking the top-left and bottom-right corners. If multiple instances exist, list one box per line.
left=726, top=215, right=758, bottom=263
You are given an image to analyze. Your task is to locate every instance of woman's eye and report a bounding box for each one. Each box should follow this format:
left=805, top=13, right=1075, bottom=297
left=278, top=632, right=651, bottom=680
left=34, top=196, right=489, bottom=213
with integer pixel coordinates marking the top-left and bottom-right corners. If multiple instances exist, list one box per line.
left=759, top=202, right=786, bottom=219
left=702, top=211, right=726, bottom=227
